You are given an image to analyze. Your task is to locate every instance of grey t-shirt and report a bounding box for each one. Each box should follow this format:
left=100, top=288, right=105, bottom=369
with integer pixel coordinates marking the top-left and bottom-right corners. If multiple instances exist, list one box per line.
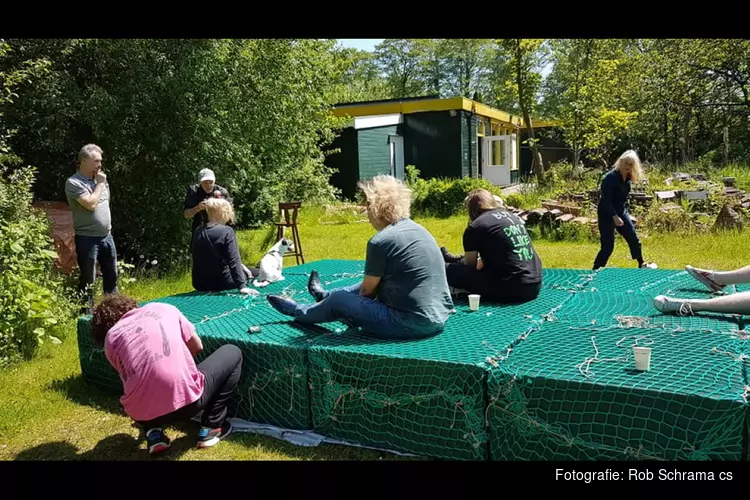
left=64, top=172, right=111, bottom=237
left=365, top=218, right=454, bottom=329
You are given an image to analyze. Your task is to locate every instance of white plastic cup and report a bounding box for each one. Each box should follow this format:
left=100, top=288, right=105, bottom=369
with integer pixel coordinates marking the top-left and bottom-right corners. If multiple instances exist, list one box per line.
left=633, top=346, right=652, bottom=371
left=468, top=294, right=481, bottom=311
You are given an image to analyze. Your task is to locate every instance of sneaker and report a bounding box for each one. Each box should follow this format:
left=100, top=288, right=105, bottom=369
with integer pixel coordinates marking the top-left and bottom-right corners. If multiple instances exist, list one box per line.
left=146, top=428, right=171, bottom=455
left=640, top=262, right=658, bottom=269
left=685, top=265, right=725, bottom=293
left=653, top=295, right=694, bottom=316
left=197, top=420, right=233, bottom=449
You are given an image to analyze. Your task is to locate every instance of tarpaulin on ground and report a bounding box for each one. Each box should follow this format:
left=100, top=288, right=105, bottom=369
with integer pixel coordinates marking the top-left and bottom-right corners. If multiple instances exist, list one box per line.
left=33, top=201, right=77, bottom=275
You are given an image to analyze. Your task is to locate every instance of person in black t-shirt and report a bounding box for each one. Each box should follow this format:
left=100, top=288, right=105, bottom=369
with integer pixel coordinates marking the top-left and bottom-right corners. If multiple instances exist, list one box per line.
left=183, top=168, right=233, bottom=236
left=191, top=197, right=259, bottom=295
left=441, top=189, right=543, bottom=304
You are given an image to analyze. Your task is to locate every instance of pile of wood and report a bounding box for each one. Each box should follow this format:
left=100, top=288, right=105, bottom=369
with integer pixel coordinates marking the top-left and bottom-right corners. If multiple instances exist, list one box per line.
left=506, top=205, right=596, bottom=229
left=713, top=203, right=743, bottom=231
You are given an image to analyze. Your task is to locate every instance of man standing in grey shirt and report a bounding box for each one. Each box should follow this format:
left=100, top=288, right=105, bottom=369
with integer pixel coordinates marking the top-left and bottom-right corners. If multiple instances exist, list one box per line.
left=65, top=144, right=118, bottom=313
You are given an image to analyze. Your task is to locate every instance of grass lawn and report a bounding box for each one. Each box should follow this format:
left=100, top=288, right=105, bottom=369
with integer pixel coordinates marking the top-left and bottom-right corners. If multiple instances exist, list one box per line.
left=1, top=206, right=748, bottom=461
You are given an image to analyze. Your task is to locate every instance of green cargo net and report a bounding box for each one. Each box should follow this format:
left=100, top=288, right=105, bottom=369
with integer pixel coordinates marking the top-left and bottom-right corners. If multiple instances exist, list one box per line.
left=549, top=290, right=744, bottom=333
left=590, top=267, right=741, bottom=298
left=487, top=321, right=748, bottom=461
left=308, top=299, right=551, bottom=461
left=75, top=260, right=750, bottom=460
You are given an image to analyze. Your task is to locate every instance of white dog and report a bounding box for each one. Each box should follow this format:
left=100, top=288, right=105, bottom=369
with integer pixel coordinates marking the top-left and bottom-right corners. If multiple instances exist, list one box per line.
left=253, top=237, right=295, bottom=287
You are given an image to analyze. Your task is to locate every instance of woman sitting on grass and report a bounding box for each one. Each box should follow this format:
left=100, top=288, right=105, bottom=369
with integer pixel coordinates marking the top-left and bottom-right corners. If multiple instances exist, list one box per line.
left=266, top=174, right=454, bottom=339
left=91, top=293, right=243, bottom=455
left=653, top=264, right=750, bottom=316
left=441, top=189, right=543, bottom=304
left=191, top=197, right=258, bottom=296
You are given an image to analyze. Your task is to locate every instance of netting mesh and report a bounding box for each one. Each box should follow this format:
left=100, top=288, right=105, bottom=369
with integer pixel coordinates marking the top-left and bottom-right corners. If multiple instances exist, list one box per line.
left=77, top=315, right=122, bottom=393
left=487, top=322, right=748, bottom=461
left=549, top=290, right=744, bottom=333
left=308, top=298, right=550, bottom=460
left=75, top=261, right=750, bottom=460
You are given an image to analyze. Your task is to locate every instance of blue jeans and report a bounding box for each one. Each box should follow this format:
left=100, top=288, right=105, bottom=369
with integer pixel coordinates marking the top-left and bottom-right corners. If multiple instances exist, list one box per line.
left=293, top=283, right=442, bottom=340
left=75, top=234, right=118, bottom=310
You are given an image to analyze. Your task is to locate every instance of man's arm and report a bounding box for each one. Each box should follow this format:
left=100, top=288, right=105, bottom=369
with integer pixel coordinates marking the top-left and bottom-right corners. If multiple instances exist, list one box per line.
left=183, top=186, right=204, bottom=219
left=178, top=310, right=203, bottom=356
left=219, top=186, right=232, bottom=205
left=462, top=226, right=481, bottom=269
left=363, top=240, right=386, bottom=298
left=69, top=177, right=106, bottom=212
left=464, top=251, right=479, bottom=270
left=360, top=275, right=381, bottom=298
left=184, top=201, right=205, bottom=219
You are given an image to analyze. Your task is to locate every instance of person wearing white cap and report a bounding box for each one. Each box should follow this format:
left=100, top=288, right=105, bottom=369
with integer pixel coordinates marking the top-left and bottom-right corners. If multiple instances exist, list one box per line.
left=183, top=168, right=232, bottom=236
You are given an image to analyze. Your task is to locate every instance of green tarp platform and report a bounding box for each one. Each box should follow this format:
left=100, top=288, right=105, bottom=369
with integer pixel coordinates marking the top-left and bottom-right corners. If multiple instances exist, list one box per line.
left=76, top=260, right=749, bottom=460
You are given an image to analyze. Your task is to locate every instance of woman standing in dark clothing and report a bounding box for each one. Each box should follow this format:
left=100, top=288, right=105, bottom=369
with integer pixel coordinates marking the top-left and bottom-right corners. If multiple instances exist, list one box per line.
left=191, top=198, right=258, bottom=295
left=592, top=150, right=657, bottom=270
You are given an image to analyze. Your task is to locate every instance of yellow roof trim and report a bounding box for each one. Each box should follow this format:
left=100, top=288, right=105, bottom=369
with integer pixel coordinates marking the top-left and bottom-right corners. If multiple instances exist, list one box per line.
left=331, top=97, right=562, bottom=128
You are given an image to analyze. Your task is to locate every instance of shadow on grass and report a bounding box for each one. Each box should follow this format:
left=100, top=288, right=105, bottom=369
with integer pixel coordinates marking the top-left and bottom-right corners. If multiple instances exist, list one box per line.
left=48, top=373, right=124, bottom=416
left=14, top=432, right=195, bottom=461
left=44, top=374, right=422, bottom=461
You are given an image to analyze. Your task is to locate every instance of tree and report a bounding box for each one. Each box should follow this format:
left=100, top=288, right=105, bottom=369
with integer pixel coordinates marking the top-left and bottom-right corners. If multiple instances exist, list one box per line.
left=374, top=39, right=429, bottom=98
left=500, top=39, right=547, bottom=182
left=2, top=39, right=346, bottom=270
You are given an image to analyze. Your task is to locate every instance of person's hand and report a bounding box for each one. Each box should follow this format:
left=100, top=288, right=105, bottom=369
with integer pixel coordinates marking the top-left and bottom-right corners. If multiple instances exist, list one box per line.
left=95, top=170, right=107, bottom=184
left=197, top=200, right=207, bottom=212
left=613, top=215, right=624, bottom=227
left=239, top=287, right=258, bottom=297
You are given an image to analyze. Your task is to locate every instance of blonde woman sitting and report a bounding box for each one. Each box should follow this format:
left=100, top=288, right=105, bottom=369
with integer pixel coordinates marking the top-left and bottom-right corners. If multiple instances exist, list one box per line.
left=191, top=197, right=257, bottom=296
left=266, top=175, right=454, bottom=339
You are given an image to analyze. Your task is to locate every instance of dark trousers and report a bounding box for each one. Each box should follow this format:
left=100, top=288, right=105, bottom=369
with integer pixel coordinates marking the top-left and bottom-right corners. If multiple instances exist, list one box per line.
left=75, top=234, right=118, bottom=311
left=135, top=344, right=243, bottom=431
left=445, top=263, right=541, bottom=304
left=593, top=212, right=642, bottom=270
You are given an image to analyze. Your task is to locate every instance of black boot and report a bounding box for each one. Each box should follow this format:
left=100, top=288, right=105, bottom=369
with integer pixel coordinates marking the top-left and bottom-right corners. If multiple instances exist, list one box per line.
left=307, top=270, right=326, bottom=302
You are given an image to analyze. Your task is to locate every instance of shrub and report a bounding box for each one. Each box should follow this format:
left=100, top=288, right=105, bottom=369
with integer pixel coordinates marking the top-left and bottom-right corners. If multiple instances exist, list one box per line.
left=2, top=39, right=345, bottom=272
left=0, top=166, right=77, bottom=366
left=406, top=165, right=504, bottom=217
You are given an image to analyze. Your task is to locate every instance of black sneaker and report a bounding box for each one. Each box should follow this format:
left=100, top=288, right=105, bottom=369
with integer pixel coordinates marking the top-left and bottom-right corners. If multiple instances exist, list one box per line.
left=197, top=420, right=233, bottom=449
left=145, top=428, right=171, bottom=455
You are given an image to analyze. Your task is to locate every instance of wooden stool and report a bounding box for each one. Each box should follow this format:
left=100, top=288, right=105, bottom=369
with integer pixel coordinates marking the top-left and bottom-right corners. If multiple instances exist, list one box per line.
left=274, top=201, right=305, bottom=264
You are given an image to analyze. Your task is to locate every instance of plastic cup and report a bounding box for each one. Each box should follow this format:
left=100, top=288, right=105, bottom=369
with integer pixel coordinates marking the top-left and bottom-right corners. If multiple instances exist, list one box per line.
left=633, top=346, right=652, bottom=371
left=468, top=294, right=481, bottom=311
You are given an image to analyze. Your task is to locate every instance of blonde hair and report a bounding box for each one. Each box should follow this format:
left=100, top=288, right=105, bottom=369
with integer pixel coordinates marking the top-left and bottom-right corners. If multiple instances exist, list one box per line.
left=358, top=174, right=411, bottom=226
left=466, top=189, right=503, bottom=221
left=205, top=197, right=235, bottom=225
left=614, top=149, right=644, bottom=183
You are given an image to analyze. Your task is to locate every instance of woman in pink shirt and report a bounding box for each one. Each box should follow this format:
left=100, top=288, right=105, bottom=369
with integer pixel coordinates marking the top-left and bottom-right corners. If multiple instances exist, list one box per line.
left=92, top=294, right=243, bottom=455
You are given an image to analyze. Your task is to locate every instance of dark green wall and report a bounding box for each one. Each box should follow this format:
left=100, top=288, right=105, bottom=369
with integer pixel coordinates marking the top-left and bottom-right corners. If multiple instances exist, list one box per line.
left=358, top=125, right=397, bottom=181
left=460, top=111, right=479, bottom=178
left=326, top=127, right=359, bottom=200
left=402, top=111, right=462, bottom=179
